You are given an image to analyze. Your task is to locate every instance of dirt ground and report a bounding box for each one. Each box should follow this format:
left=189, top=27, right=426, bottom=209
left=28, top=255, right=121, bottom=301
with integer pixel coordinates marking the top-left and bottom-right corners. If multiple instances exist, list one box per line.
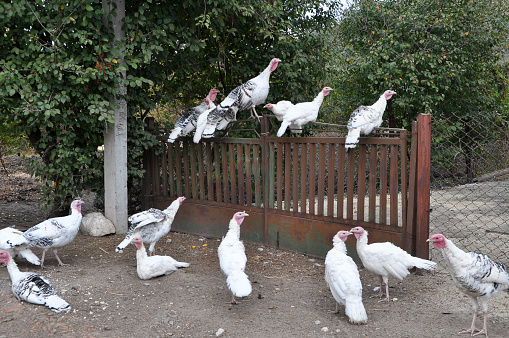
left=1, top=156, right=508, bottom=338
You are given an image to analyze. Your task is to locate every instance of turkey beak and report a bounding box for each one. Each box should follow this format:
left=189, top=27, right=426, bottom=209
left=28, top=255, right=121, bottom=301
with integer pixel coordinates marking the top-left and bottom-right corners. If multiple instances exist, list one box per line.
left=426, top=238, right=431, bottom=242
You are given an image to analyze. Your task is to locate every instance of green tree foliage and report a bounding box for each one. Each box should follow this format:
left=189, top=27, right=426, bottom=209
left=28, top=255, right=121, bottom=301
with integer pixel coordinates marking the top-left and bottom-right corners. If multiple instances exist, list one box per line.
left=325, top=0, right=509, bottom=128
left=0, top=0, right=337, bottom=211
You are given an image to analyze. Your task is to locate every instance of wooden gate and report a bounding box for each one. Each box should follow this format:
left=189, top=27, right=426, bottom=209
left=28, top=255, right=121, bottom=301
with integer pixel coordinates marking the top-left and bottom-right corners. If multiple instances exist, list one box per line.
left=142, top=114, right=431, bottom=259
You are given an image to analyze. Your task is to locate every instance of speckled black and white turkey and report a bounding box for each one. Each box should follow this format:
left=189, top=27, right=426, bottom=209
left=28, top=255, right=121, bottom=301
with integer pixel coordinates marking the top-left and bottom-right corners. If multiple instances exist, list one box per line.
left=167, top=89, right=219, bottom=143
left=345, top=90, right=396, bottom=148
left=193, top=58, right=281, bottom=143
left=0, top=251, right=70, bottom=313
left=429, top=234, right=509, bottom=336
left=0, top=227, right=40, bottom=265
left=23, top=199, right=83, bottom=268
left=116, top=197, right=185, bottom=255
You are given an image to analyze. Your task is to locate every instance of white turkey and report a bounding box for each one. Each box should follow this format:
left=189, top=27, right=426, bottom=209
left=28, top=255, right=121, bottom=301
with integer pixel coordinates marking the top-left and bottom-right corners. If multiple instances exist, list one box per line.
left=428, top=233, right=509, bottom=337
left=276, top=87, right=333, bottom=137
left=0, top=227, right=40, bottom=265
left=263, top=101, right=302, bottom=134
left=132, top=237, right=189, bottom=280
left=350, top=226, right=436, bottom=301
left=167, top=88, right=219, bottom=143
left=218, top=211, right=252, bottom=304
left=194, top=58, right=281, bottom=142
left=0, top=250, right=70, bottom=313
left=344, top=90, right=396, bottom=148
left=116, top=197, right=185, bottom=255
left=23, top=199, right=83, bottom=268
left=325, top=230, right=368, bottom=324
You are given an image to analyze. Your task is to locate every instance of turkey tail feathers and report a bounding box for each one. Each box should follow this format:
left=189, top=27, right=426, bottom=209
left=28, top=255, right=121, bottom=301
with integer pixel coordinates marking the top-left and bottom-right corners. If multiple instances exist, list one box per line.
left=412, top=257, right=437, bottom=271
left=345, top=299, right=368, bottom=325
left=19, top=249, right=41, bottom=265
left=167, top=127, right=182, bottom=143
left=115, top=237, right=131, bottom=253
left=226, top=270, right=252, bottom=298
left=46, top=295, right=71, bottom=313
left=345, top=128, right=361, bottom=149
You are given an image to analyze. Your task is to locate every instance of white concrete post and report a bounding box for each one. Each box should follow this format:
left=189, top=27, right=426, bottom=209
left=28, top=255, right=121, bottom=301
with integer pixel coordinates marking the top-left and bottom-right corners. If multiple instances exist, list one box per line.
left=103, top=0, right=128, bottom=233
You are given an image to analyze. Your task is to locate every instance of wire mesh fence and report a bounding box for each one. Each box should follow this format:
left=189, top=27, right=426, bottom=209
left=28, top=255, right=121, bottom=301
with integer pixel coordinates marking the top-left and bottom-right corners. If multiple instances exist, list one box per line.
left=429, top=111, right=509, bottom=265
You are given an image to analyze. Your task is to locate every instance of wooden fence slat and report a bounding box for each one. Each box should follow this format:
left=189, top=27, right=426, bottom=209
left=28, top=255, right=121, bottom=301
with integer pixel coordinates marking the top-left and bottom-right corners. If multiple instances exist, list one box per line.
left=161, top=142, right=168, bottom=196
left=268, top=142, right=276, bottom=209
left=175, top=141, right=183, bottom=196
left=254, top=145, right=261, bottom=207
left=327, top=144, right=335, bottom=217
left=309, top=144, right=316, bottom=215
left=229, top=143, right=237, bottom=204
left=346, top=148, right=355, bottom=220
left=206, top=143, right=213, bottom=201
left=300, top=143, right=308, bottom=214
left=390, top=144, right=399, bottom=226
left=190, top=143, right=198, bottom=199
left=276, top=142, right=283, bottom=210
left=380, top=145, right=388, bottom=225
left=237, top=144, right=245, bottom=206
left=337, top=145, right=345, bottom=219
left=400, top=130, right=408, bottom=229
left=167, top=143, right=175, bottom=197
left=245, top=144, right=252, bottom=206
left=284, top=143, right=291, bottom=211
left=214, top=143, right=221, bottom=202
left=357, top=144, right=367, bottom=221
left=317, top=143, right=326, bottom=216
left=182, top=142, right=190, bottom=198
left=292, top=143, right=299, bottom=214
left=369, top=144, right=377, bottom=223
left=222, top=143, right=229, bottom=203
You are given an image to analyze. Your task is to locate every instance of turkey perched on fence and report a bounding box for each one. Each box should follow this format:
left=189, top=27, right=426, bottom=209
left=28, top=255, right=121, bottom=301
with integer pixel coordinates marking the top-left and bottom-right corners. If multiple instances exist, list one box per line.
left=350, top=226, right=436, bottom=301
left=218, top=211, right=252, bottom=304
left=0, top=227, right=40, bottom=265
left=0, top=251, right=70, bottom=313
left=194, top=58, right=281, bottom=143
left=23, top=199, right=83, bottom=268
left=276, top=87, right=333, bottom=137
left=167, top=88, right=219, bottom=143
left=264, top=101, right=303, bottom=134
left=325, top=231, right=368, bottom=324
left=345, top=90, right=396, bottom=148
left=116, top=197, right=185, bottom=255
left=428, top=233, right=509, bottom=337
left=132, top=237, right=189, bottom=280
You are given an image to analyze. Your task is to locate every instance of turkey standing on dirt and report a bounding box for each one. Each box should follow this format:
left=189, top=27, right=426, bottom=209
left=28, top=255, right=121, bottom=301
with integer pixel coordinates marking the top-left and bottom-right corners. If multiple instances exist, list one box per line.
left=428, top=233, right=509, bottom=337
left=116, top=197, right=185, bottom=256
left=344, top=90, right=396, bottom=148
left=132, top=237, right=189, bottom=280
left=167, top=88, right=219, bottom=143
left=350, top=226, right=436, bottom=301
left=23, top=199, right=83, bottom=268
left=0, top=251, right=70, bottom=313
left=0, top=227, right=41, bottom=265
left=218, top=211, right=252, bottom=304
left=194, top=58, right=281, bottom=142
left=325, top=230, right=368, bottom=324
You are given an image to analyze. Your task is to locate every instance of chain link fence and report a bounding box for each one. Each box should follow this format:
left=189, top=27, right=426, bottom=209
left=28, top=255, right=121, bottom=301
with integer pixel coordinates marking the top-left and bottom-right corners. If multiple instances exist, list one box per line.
left=429, top=111, right=509, bottom=265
